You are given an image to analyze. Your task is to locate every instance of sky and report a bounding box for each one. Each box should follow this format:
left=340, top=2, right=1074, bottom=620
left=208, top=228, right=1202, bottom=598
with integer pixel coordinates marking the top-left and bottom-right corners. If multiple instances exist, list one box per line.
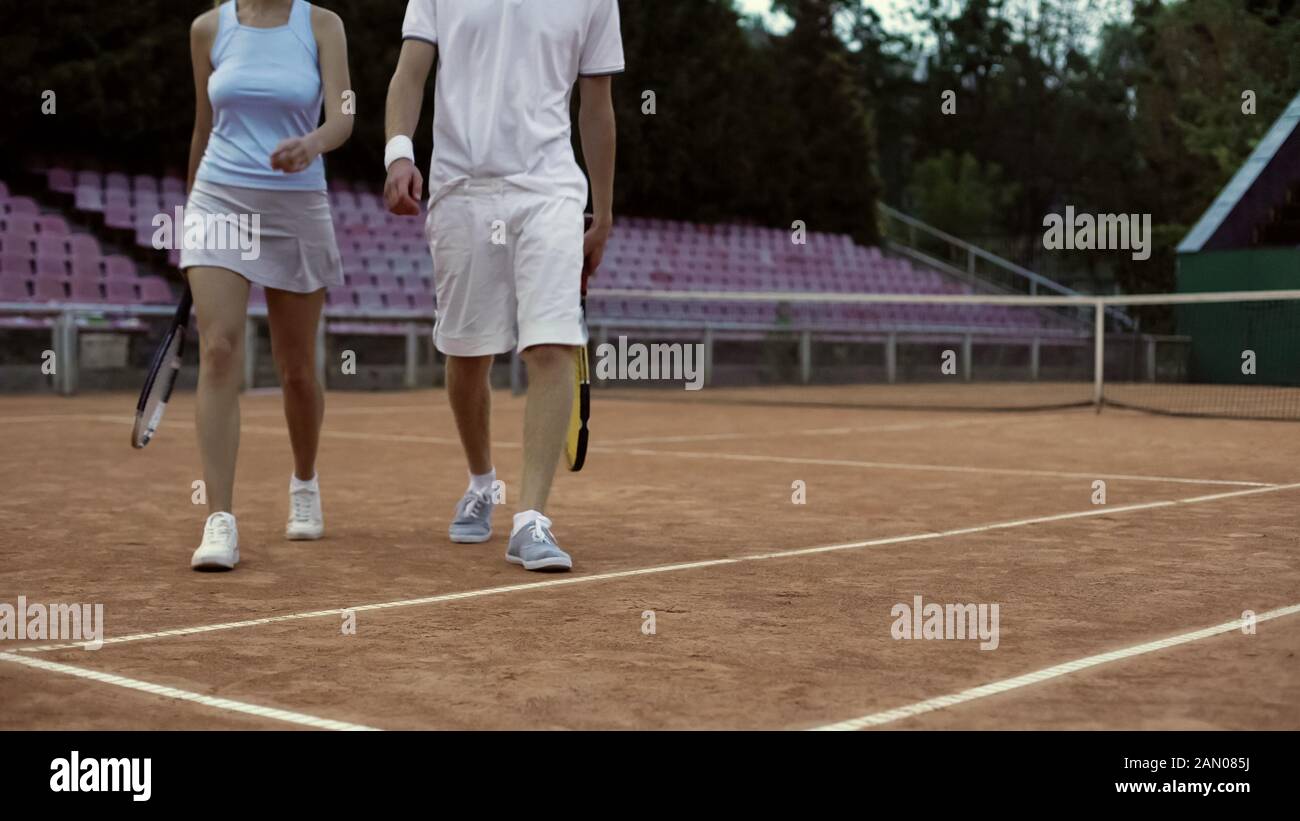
left=732, top=0, right=1131, bottom=53
left=733, top=0, right=916, bottom=35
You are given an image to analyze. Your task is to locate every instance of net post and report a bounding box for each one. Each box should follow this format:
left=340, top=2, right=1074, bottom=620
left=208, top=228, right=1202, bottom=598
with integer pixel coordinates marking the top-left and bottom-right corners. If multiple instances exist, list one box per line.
left=1145, top=336, right=1156, bottom=382
left=961, top=334, right=972, bottom=382
left=53, top=310, right=78, bottom=396
left=885, top=333, right=897, bottom=384
left=799, top=330, right=812, bottom=384
left=1030, top=336, right=1040, bottom=381
left=703, top=326, right=714, bottom=388
left=403, top=324, right=418, bottom=389
left=1092, top=299, right=1104, bottom=411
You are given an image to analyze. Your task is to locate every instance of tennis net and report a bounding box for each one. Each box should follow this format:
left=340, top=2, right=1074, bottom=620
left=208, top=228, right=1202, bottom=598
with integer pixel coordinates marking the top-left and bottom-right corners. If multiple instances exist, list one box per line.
left=582, top=288, right=1300, bottom=421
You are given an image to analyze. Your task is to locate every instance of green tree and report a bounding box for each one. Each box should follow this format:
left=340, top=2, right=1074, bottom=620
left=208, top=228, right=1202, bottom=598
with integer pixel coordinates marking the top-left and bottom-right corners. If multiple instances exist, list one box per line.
left=772, top=0, right=882, bottom=241
left=905, top=150, right=1018, bottom=238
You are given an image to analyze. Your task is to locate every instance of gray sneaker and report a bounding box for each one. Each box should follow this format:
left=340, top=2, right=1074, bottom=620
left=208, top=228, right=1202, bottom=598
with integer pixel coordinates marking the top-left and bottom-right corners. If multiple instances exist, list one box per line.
left=449, top=489, right=494, bottom=543
left=506, top=515, right=572, bottom=572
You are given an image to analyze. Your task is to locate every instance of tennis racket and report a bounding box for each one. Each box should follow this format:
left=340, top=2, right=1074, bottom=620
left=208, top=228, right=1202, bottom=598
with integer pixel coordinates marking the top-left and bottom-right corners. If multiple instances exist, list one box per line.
left=565, top=215, right=594, bottom=471
left=131, top=285, right=193, bottom=449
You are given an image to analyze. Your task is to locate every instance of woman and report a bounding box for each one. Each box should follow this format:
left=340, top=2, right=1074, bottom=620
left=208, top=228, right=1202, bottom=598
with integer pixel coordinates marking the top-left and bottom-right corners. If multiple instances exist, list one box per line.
left=182, top=0, right=353, bottom=570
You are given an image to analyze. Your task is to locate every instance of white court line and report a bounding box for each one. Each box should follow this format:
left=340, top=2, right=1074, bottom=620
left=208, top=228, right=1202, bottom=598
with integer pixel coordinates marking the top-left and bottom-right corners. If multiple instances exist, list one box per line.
left=811, top=603, right=1300, bottom=731
left=1, top=408, right=1039, bottom=447
left=241, top=425, right=467, bottom=447
left=48, top=412, right=1275, bottom=488
left=19, top=481, right=1300, bottom=655
left=0, top=651, right=378, bottom=731
left=602, top=447, right=1277, bottom=488
left=598, top=416, right=1013, bottom=445
left=0, top=413, right=132, bottom=425
left=3, top=407, right=1283, bottom=487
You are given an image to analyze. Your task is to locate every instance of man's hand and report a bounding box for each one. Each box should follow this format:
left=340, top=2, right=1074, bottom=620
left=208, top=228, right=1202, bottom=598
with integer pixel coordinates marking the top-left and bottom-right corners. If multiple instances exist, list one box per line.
left=582, top=214, right=612, bottom=281
left=384, top=159, right=424, bottom=216
left=270, top=136, right=320, bottom=174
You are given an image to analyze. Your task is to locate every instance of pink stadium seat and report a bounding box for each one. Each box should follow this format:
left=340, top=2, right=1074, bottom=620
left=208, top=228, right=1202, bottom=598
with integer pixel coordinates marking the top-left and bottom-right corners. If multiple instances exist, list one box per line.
left=327, top=287, right=356, bottom=311
left=132, top=174, right=159, bottom=196
left=137, top=277, right=171, bottom=302
left=33, top=276, right=67, bottom=302
left=104, top=172, right=130, bottom=191
left=0, top=252, right=32, bottom=275
left=75, top=170, right=103, bottom=189
left=0, top=180, right=9, bottom=199
left=361, top=254, right=391, bottom=274
left=0, top=277, right=28, bottom=300
left=70, top=255, right=102, bottom=278
left=34, top=235, right=67, bottom=257
left=36, top=215, right=70, bottom=236
left=161, top=176, right=185, bottom=195
left=68, top=278, right=104, bottom=302
left=355, top=288, right=385, bottom=311
left=105, top=280, right=139, bottom=304
left=104, top=206, right=133, bottom=229
left=133, top=191, right=162, bottom=214
left=48, top=168, right=76, bottom=194
left=67, top=233, right=100, bottom=259
left=33, top=253, right=68, bottom=277
left=5, top=196, right=39, bottom=216
left=75, top=185, right=104, bottom=211
left=0, top=232, right=34, bottom=255
left=103, top=255, right=136, bottom=279
left=354, top=235, right=383, bottom=253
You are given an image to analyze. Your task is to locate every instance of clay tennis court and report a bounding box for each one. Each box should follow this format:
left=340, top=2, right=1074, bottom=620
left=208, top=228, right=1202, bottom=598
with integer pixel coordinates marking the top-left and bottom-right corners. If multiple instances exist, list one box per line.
left=2, top=386, right=1297, bottom=730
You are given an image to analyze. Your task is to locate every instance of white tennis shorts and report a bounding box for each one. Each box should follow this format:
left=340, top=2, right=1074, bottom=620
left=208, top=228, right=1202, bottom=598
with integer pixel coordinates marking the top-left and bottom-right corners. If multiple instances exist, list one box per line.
left=425, top=179, right=586, bottom=356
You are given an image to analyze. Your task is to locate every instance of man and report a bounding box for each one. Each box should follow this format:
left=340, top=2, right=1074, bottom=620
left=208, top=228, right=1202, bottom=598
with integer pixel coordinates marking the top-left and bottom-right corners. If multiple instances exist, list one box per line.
left=383, top=0, right=622, bottom=571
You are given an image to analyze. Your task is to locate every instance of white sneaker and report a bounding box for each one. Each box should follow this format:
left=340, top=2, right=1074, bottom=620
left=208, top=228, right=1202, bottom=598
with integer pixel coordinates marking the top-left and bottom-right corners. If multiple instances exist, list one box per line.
left=285, top=474, right=324, bottom=541
left=191, top=512, right=239, bottom=571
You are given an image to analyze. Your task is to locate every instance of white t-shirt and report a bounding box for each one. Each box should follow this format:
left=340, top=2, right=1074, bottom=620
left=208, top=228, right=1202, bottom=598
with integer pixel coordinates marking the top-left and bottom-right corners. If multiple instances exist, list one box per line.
left=402, top=0, right=625, bottom=205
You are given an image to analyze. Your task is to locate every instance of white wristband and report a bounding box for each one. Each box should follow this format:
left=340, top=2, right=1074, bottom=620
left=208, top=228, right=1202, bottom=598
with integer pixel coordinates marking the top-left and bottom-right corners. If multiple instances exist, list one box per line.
left=384, top=135, right=415, bottom=171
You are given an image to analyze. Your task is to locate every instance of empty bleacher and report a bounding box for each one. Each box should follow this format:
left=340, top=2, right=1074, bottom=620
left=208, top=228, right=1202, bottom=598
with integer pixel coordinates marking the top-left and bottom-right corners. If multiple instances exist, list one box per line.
left=0, top=177, right=177, bottom=327
left=20, top=165, right=1082, bottom=343
left=1, top=167, right=1088, bottom=393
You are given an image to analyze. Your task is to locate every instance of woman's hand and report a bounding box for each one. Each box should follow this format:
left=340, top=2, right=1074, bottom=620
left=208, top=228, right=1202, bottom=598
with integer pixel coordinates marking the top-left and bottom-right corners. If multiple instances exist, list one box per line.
left=270, top=136, right=320, bottom=174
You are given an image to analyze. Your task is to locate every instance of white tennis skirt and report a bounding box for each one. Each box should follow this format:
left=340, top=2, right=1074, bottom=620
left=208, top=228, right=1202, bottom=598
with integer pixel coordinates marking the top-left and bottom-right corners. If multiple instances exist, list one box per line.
left=179, top=180, right=343, bottom=293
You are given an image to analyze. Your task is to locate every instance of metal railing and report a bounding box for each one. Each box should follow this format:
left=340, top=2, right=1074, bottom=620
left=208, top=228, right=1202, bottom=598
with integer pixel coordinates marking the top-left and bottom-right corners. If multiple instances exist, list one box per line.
left=879, top=204, right=1073, bottom=296
left=0, top=301, right=434, bottom=395
left=9, top=288, right=1298, bottom=404
left=878, top=203, right=1135, bottom=330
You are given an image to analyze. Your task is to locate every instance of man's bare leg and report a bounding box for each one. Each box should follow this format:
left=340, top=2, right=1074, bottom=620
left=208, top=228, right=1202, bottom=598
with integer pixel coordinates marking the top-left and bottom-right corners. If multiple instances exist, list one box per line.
left=506, top=344, right=576, bottom=571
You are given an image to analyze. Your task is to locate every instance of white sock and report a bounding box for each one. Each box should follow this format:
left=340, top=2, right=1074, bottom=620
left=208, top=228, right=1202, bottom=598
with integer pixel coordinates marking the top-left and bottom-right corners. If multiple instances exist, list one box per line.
left=468, top=468, right=496, bottom=496
left=512, top=509, right=549, bottom=536
left=291, top=473, right=319, bottom=492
